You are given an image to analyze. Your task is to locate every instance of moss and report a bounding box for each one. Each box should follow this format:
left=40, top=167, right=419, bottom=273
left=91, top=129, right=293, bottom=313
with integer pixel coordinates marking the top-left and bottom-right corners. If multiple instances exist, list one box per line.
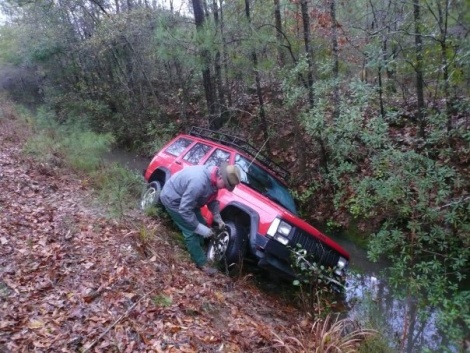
left=357, top=335, right=395, bottom=353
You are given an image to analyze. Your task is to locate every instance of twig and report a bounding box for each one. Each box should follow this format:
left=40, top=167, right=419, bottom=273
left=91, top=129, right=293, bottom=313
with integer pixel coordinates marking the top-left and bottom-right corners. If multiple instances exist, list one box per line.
left=436, top=195, right=470, bottom=210
left=82, top=289, right=154, bottom=353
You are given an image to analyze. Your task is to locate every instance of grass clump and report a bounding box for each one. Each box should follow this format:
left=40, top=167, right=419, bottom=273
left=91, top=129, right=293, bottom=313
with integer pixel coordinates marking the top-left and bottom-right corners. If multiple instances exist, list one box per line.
left=152, top=294, right=172, bottom=307
left=23, top=107, right=114, bottom=172
left=89, top=163, right=143, bottom=218
left=272, top=314, right=378, bottom=353
left=19, top=105, right=145, bottom=218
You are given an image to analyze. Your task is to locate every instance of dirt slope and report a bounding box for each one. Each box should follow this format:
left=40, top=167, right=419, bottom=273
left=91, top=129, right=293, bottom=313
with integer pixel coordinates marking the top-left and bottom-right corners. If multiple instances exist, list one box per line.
left=0, top=117, right=306, bottom=352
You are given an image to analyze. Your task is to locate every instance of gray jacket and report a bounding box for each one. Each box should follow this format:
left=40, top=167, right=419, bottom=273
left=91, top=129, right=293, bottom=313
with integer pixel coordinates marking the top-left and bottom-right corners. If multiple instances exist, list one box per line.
left=160, top=165, right=221, bottom=234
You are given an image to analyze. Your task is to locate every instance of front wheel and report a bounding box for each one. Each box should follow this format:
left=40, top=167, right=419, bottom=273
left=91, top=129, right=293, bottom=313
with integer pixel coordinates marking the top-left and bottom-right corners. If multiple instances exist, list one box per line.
left=207, top=221, right=247, bottom=271
left=140, top=181, right=162, bottom=211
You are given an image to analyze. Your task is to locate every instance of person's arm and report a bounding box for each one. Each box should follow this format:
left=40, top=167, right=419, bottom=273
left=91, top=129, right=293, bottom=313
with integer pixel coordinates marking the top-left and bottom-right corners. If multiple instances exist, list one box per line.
left=208, top=200, right=225, bottom=229
left=207, top=199, right=221, bottom=220
left=179, top=179, right=213, bottom=237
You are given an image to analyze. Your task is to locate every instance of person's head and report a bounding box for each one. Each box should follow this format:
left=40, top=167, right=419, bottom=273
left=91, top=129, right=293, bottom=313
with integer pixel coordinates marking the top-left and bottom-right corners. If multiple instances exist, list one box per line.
left=217, top=163, right=241, bottom=191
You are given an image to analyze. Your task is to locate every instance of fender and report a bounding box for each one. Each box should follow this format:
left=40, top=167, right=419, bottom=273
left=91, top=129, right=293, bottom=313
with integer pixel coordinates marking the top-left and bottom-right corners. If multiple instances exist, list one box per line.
left=149, top=167, right=171, bottom=184
left=220, top=201, right=260, bottom=255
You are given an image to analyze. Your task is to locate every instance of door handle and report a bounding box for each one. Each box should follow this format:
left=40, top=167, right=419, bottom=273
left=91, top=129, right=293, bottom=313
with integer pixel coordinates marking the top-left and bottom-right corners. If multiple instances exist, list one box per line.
left=175, top=161, right=182, bottom=165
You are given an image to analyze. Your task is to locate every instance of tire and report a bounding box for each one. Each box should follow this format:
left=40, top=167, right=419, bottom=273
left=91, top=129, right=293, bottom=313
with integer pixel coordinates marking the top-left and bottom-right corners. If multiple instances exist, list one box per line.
left=207, top=220, right=247, bottom=271
left=140, top=181, right=162, bottom=211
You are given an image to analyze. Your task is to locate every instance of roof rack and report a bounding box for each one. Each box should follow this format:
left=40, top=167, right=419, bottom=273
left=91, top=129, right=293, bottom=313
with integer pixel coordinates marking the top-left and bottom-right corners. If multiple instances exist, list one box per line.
left=189, top=126, right=290, bottom=182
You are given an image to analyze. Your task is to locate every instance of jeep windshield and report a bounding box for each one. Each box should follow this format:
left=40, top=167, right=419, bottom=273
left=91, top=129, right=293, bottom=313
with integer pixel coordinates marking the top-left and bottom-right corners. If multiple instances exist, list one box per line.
left=235, top=154, right=298, bottom=215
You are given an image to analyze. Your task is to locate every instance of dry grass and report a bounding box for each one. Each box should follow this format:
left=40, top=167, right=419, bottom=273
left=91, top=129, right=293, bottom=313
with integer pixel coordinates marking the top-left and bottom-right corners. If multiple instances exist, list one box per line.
left=271, top=314, right=378, bottom=353
left=0, top=95, right=33, bottom=142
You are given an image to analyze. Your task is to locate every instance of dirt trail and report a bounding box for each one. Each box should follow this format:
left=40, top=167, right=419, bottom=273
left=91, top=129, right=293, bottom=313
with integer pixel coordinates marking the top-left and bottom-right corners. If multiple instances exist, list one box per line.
left=0, top=116, right=305, bottom=352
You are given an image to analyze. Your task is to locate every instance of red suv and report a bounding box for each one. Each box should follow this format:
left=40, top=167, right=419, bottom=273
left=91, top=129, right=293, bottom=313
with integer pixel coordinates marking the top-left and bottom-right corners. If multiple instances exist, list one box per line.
left=141, top=127, right=349, bottom=286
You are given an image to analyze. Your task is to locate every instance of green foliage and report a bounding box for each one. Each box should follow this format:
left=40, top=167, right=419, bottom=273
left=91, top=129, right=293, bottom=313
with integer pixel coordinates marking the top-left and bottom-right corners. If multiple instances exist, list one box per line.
left=357, top=336, right=395, bottom=353
left=291, top=184, right=320, bottom=211
left=62, top=131, right=113, bottom=172
left=19, top=105, right=146, bottom=218
left=90, top=163, right=143, bottom=218
left=23, top=107, right=114, bottom=172
left=290, top=244, right=344, bottom=318
left=152, top=294, right=172, bottom=307
left=0, top=26, right=23, bottom=65
left=287, top=72, right=470, bottom=349
left=142, top=120, right=178, bottom=156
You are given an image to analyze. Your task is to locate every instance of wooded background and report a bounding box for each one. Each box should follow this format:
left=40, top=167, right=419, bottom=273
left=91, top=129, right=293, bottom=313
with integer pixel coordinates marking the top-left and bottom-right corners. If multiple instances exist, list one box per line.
left=0, top=0, right=469, bottom=348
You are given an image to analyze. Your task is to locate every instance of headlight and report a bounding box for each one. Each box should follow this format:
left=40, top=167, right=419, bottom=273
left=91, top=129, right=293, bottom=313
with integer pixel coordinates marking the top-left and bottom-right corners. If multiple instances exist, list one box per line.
left=274, top=233, right=289, bottom=245
left=335, top=257, right=348, bottom=275
left=278, top=221, right=292, bottom=236
left=267, top=218, right=280, bottom=237
left=267, top=218, right=292, bottom=245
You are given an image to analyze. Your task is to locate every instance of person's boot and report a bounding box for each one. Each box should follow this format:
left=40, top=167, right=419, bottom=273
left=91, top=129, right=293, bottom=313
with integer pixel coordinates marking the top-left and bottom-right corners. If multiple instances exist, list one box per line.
left=197, top=265, right=218, bottom=276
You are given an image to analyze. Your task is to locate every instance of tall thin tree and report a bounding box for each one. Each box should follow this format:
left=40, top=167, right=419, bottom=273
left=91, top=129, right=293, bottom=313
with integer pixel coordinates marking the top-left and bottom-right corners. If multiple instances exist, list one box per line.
left=329, top=0, right=340, bottom=120
left=192, top=0, right=217, bottom=128
left=273, top=0, right=285, bottom=66
left=244, top=0, right=269, bottom=151
left=413, top=0, right=426, bottom=139
left=300, top=0, right=314, bottom=108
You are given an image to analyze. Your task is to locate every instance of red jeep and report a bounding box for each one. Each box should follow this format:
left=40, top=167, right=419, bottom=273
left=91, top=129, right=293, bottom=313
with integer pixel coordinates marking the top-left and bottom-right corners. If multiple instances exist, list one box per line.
left=141, top=127, right=349, bottom=286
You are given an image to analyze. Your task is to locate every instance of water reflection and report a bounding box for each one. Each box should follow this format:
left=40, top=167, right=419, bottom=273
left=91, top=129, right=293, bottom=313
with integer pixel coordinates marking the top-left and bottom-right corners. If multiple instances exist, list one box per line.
left=347, top=273, right=454, bottom=352
left=337, top=237, right=457, bottom=353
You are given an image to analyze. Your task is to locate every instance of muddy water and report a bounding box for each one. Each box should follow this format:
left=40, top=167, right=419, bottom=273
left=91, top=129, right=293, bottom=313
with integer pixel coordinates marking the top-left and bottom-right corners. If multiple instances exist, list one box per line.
left=101, top=150, right=151, bottom=175
left=103, top=149, right=456, bottom=353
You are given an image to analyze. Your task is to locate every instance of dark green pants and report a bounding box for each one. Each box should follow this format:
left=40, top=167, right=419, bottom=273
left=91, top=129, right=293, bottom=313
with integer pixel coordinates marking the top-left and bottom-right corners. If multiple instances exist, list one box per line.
left=164, top=207, right=207, bottom=267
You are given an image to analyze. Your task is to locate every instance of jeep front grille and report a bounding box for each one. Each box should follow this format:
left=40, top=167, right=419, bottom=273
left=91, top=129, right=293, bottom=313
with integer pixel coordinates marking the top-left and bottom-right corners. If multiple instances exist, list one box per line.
left=290, top=228, right=340, bottom=268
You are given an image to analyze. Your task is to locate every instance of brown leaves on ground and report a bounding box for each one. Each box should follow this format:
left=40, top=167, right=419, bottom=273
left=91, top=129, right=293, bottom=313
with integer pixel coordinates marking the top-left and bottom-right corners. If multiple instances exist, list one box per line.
left=0, top=119, right=306, bottom=352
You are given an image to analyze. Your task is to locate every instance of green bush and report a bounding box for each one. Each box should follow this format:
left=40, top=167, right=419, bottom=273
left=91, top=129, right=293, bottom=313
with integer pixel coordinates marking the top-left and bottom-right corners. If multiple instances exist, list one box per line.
left=23, top=107, right=114, bottom=172
left=290, top=244, right=346, bottom=318
left=20, top=106, right=144, bottom=218
left=90, top=163, right=143, bottom=218
left=287, top=74, right=470, bottom=350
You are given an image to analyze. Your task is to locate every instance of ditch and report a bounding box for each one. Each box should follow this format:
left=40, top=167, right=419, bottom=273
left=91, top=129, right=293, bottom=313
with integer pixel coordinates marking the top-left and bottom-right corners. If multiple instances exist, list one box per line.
left=103, top=148, right=460, bottom=353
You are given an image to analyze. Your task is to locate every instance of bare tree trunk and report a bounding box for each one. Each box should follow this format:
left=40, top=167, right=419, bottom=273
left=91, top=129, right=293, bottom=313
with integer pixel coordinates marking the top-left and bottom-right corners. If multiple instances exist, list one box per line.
left=413, top=0, right=426, bottom=139
left=212, top=0, right=226, bottom=121
left=273, top=0, right=285, bottom=66
left=330, top=0, right=340, bottom=121
left=369, top=0, right=385, bottom=119
left=298, top=0, right=319, bottom=175
left=300, top=0, right=314, bottom=108
left=245, top=0, right=269, bottom=151
left=192, top=0, right=217, bottom=128
left=219, top=0, right=232, bottom=107
left=436, top=0, right=451, bottom=133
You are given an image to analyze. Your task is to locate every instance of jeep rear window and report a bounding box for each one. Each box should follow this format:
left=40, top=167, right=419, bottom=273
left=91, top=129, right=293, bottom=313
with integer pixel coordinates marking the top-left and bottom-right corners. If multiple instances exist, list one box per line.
left=235, top=154, right=298, bottom=215
left=165, top=137, right=193, bottom=156
left=183, top=142, right=212, bottom=164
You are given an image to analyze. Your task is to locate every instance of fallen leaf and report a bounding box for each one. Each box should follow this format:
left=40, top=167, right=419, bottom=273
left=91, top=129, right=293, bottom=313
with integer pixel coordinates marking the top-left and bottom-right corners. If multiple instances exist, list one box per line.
left=0, top=320, right=16, bottom=329
left=83, top=262, right=94, bottom=269
left=28, top=319, right=44, bottom=329
left=122, top=292, right=136, bottom=299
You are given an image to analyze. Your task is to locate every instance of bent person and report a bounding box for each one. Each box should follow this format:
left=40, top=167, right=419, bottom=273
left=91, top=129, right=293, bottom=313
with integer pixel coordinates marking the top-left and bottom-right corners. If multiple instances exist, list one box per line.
left=159, top=163, right=241, bottom=275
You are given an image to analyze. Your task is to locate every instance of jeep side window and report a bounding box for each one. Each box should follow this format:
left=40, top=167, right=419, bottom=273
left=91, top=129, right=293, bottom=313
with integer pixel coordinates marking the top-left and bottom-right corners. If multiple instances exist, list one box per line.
left=235, top=154, right=298, bottom=215
left=183, top=142, right=212, bottom=164
left=204, top=148, right=230, bottom=167
left=165, top=138, right=193, bottom=156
